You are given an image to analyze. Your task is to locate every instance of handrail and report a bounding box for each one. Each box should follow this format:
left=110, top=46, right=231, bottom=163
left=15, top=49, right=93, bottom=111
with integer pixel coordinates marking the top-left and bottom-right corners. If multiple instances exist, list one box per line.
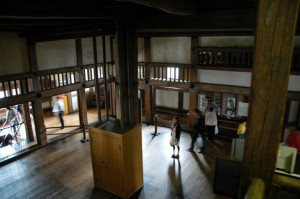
left=274, top=173, right=300, bottom=193
left=244, top=178, right=265, bottom=199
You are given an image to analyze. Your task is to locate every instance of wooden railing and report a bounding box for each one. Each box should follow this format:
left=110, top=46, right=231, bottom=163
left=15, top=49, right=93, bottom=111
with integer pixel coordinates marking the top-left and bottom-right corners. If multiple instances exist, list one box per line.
left=195, top=47, right=253, bottom=68
left=0, top=73, right=34, bottom=98
left=37, top=67, right=80, bottom=91
left=83, top=62, right=115, bottom=82
left=138, top=62, right=146, bottom=79
left=138, top=62, right=191, bottom=82
left=0, top=62, right=116, bottom=101
left=244, top=178, right=265, bottom=199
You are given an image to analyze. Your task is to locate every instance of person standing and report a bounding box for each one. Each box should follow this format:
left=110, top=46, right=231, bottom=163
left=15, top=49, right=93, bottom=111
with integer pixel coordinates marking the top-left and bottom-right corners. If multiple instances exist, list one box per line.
left=170, top=116, right=181, bottom=159
left=187, top=109, right=205, bottom=153
left=52, top=96, right=65, bottom=129
left=205, top=107, right=217, bottom=141
left=237, top=119, right=247, bottom=139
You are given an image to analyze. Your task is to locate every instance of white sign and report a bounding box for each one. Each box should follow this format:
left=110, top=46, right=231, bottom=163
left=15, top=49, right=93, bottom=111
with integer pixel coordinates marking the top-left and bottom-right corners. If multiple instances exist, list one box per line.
left=237, top=102, right=249, bottom=116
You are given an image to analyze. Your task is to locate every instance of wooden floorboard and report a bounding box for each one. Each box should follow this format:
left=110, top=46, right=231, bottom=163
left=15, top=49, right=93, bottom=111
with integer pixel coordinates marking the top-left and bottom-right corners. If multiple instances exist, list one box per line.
left=0, top=124, right=232, bottom=199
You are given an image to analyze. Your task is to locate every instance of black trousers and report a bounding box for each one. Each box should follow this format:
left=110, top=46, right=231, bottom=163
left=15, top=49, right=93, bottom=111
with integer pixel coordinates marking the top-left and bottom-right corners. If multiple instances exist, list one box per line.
left=190, top=130, right=198, bottom=149
left=207, top=125, right=215, bottom=141
left=58, top=112, right=64, bottom=128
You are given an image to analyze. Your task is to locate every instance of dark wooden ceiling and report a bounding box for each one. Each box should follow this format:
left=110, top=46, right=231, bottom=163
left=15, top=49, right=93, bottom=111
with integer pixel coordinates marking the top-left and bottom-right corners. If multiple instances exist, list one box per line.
left=0, top=0, right=298, bottom=37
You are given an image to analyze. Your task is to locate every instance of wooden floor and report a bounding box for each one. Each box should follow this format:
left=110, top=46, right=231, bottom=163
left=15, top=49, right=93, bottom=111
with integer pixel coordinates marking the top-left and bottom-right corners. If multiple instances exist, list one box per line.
left=0, top=108, right=100, bottom=162
left=0, top=122, right=232, bottom=199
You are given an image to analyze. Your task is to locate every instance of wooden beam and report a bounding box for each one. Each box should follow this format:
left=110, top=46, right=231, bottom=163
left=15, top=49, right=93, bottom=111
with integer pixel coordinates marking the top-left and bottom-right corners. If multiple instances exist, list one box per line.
left=116, top=0, right=198, bottom=15
left=27, top=40, right=47, bottom=145
left=0, top=93, right=36, bottom=108
left=135, top=9, right=256, bottom=34
left=40, top=83, right=81, bottom=98
left=242, top=0, right=300, bottom=197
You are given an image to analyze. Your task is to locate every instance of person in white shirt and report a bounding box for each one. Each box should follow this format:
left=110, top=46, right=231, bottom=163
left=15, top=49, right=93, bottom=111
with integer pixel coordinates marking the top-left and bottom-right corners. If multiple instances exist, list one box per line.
left=52, top=96, right=65, bottom=129
left=205, top=107, right=217, bottom=141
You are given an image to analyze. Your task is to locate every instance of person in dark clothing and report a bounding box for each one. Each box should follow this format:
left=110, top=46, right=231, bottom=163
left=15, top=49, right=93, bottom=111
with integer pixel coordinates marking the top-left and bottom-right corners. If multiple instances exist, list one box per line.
left=187, top=109, right=205, bottom=153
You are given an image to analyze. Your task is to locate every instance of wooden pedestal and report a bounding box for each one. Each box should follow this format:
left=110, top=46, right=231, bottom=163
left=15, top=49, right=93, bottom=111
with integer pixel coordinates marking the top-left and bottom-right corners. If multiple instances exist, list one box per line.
left=89, top=123, right=143, bottom=198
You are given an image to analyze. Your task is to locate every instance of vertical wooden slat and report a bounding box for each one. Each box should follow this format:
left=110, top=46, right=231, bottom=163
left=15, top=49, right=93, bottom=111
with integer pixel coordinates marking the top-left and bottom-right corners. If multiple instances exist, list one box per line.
left=13, top=80, right=18, bottom=95
left=7, top=81, right=12, bottom=96
left=241, top=0, right=300, bottom=197
left=25, top=78, right=29, bottom=93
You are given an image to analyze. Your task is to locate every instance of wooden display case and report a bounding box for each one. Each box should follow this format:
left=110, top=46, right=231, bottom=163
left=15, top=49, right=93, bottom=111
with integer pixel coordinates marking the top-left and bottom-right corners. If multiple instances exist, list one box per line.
left=89, top=121, right=143, bottom=199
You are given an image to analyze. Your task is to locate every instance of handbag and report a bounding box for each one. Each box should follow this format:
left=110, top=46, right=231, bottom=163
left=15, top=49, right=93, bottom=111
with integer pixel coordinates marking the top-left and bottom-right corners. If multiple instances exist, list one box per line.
left=215, top=126, right=219, bottom=134
left=195, top=136, right=204, bottom=149
left=170, top=137, right=174, bottom=146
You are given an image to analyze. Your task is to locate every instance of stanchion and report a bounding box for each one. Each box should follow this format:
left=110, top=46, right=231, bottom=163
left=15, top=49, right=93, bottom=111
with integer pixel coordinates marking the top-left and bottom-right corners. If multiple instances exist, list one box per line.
left=80, top=122, right=89, bottom=143
left=151, top=115, right=160, bottom=136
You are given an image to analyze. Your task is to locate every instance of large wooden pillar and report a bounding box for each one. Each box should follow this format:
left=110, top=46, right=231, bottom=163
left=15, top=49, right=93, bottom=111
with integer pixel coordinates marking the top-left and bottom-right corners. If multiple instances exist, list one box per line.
left=188, top=36, right=199, bottom=128
left=27, top=40, right=47, bottom=145
left=242, top=0, right=299, bottom=197
left=114, top=22, right=139, bottom=129
left=144, top=37, right=153, bottom=124
left=76, top=39, right=88, bottom=127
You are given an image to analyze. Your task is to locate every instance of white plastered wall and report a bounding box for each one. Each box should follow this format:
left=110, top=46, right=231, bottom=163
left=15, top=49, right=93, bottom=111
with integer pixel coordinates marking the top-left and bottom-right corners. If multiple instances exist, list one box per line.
left=0, top=32, right=30, bottom=75
left=36, top=39, right=77, bottom=70
left=151, top=37, right=190, bottom=63
left=82, top=36, right=112, bottom=65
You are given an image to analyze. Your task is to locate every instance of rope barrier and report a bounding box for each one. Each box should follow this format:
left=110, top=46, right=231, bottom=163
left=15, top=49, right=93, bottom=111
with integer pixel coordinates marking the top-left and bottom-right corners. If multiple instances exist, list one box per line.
left=45, top=121, right=89, bottom=143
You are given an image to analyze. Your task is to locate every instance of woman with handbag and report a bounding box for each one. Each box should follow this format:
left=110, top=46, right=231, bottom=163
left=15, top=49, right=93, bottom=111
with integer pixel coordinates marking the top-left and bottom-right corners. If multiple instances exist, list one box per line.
left=170, top=116, right=181, bottom=159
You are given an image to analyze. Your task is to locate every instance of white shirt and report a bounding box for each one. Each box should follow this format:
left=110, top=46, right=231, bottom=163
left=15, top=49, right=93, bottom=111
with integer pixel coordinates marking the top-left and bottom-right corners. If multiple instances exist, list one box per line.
left=205, top=111, right=217, bottom=126
left=52, top=100, right=65, bottom=113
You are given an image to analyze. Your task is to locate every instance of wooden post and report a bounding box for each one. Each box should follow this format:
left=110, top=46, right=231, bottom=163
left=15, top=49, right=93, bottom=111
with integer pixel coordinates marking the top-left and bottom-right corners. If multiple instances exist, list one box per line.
left=23, top=102, right=34, bottom=142
left=188, top=36, right=199, bottom=128
left=114, top=22, right=139, bottom=129
left=242, top=0, right=300, bottom=197
left=102, top=34, right=110, bottom=121
left=27, top=40, right=47, bottom=145
left=75, top=39, right=88, bottom=127
left=144, top=37, right=153, bottom=124
left=92, top=34, right=102, bottom=123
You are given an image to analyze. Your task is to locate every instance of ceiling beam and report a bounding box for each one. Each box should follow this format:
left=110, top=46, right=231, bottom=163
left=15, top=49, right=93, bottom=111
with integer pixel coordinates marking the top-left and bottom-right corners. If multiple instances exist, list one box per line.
left=115, top=0, right=198, bottom=15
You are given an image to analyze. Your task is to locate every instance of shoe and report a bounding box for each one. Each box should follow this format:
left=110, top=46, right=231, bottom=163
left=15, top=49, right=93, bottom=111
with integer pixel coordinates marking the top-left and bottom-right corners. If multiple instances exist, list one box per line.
left=198, top=147, right=205, bottom=153
left=171, top=155, right=175, bottom=158
left=175, top=154, right=179, bottom=159
left=187, top=148, right=193, bottom=152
